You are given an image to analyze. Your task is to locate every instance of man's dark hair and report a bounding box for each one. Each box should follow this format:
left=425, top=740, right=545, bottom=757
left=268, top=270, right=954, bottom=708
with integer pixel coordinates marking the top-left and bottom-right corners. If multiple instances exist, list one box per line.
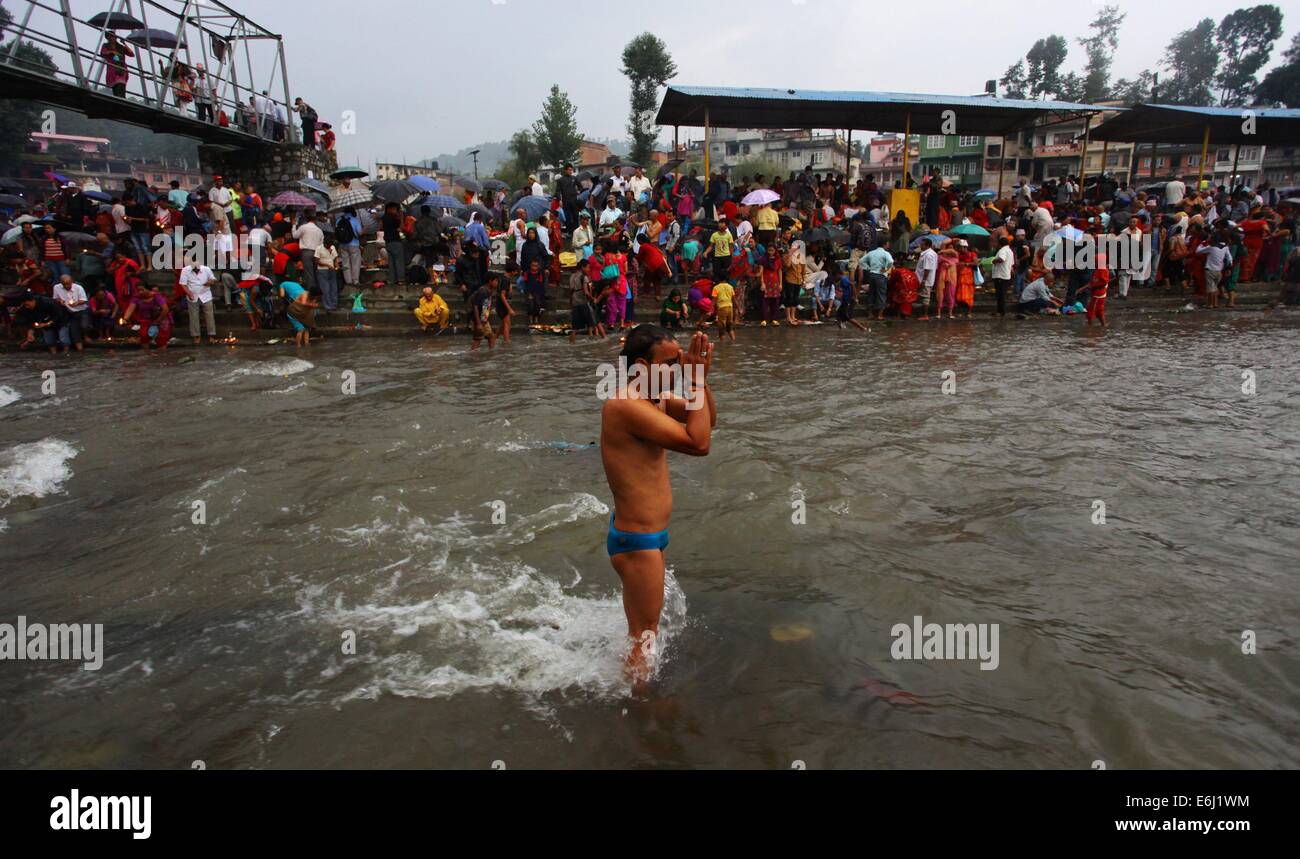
left=421, top=206, right=431, bottom=215
left=620, top=324, right=674, bottom=364
left=170, top=180, right=180, bottom=189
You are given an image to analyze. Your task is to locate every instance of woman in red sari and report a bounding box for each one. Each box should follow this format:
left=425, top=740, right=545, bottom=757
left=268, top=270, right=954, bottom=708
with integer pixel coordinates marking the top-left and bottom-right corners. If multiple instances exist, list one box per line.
left=108, top=249, right=142, bottom=312
left=1238, top=211, right=1271, bottom=282
left=1185, top=226, right=1208, bottom=301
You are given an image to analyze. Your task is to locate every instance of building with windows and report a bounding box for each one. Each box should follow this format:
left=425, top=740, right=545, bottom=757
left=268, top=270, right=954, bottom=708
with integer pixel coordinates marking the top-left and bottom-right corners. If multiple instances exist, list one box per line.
left=918, top=134, right=984, bottom=187
left=1260, top=145, right=1300, bottom=188
left=866, top=133, right=920, bottom=188
left=1211, top=145, right=1265, bottom=187
left=375, top=162, right=437, bottom=182
left=706, top=128, right=851, bottom=177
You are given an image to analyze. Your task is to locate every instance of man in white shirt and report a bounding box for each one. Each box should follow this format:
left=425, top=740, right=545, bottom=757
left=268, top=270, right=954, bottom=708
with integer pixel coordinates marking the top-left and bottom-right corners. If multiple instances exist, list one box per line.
left=1116, top=217, right=1146, bottom=298
left=1029, top=201, right=1055, bottom=249
left=573, top=212, right=595, bottom=259
left=609, top=167, right=628, bottom=202
left=208, top=175, right=232, bottom=231
left=292, top=214, right=324, bottom=294
left=1164, top=177, right=1186, bottom=211
left=628, top=167, right=652, bottom=205
left=1197, top=240, right=1234, bottom=308
left=528, top=175, right=544, bottom=197
left=990, top=236, right=1016, bottom=317
left=915, top=243, right=939, bottom=320
left=179, top=261, right=218, bottom=344
left=599, top=196, right=624, bottom=228
left=54, top=274, right=90, bottom=351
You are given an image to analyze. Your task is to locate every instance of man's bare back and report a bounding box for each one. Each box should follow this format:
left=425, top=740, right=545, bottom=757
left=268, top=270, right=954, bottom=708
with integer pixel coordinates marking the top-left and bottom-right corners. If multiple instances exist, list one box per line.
left=600, top=327, right=716, bottom=684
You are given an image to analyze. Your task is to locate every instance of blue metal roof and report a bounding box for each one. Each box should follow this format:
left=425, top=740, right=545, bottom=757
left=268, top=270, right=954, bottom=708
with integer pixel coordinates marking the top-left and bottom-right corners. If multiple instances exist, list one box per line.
left=656, top=85, right=1107, bottom=136
left=1090, top=103, right=1300, bottom=145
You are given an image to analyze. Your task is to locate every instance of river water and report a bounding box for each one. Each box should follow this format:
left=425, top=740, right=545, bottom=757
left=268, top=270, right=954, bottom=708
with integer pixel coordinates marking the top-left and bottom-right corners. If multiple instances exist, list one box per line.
left=1, top=313, right=1297, bottom=769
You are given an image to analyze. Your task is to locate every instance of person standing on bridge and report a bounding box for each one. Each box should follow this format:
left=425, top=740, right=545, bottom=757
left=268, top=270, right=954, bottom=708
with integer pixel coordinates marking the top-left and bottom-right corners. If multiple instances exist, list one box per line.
left=100, top=34, right=134, bottom=99
left=294, top=99, right=318, bottom=147
left=194, top=66, right=217, bottom=124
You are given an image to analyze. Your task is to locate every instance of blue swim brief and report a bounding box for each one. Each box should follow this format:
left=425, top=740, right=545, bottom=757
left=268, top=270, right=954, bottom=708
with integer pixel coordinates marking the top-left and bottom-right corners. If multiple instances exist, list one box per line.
left=607, top=514, right=669, bottom=557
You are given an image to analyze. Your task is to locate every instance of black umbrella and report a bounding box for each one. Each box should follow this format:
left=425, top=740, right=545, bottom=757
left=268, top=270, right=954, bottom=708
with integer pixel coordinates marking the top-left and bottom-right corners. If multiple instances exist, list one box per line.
left=0, top=193, right=29, bottom=208
left=126, top=29, right=186, bottom=50
left=466, top=203, right=494, bottom=223
left=89, top=12, right=145, bottom=29
left=453, top=176, right=482, bottom=194
left=575, top=171, right=596, bottom=183
left=481, top=179, right=508, bottom=192
left=371, top=179, right=422, bottom=204
left=657, top=159, right=684, bottom=179
left=440, top=214, right=467, bottom=230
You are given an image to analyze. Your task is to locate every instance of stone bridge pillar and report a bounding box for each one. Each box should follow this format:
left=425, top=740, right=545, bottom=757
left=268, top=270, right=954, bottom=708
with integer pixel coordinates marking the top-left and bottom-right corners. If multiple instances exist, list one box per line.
left=198, top=144, right=338, bottom=198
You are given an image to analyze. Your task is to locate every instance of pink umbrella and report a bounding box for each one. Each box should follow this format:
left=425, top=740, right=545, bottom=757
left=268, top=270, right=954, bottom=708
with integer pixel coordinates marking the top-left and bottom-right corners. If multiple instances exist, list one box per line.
left=269, top=191, right=318, bottom=208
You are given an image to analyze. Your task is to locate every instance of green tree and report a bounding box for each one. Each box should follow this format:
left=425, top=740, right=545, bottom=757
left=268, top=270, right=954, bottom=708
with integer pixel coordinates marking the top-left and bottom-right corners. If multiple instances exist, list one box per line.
left=621, top=33, right=677, bottom=166
left=496, top=129, right=541, bottom=191
left=1078, top=5, right=1127, bottom=102
left=1215, top=5, right=1284, bottom=106
left=1111, top=71, right=1158, bottom=106
left=1162, top=19, right=1220, bottom=105
left=1000, top=60, right=1029, bottom=99
left=1257, top=32, right=1300, bottom=106
left=531, top=84, right=582, bottom=169
left=1057, top=71, right=1088, bottom=103
left=0, top=5, right=57, bottom=173
left=1025, top=36, right=1069, bottom=99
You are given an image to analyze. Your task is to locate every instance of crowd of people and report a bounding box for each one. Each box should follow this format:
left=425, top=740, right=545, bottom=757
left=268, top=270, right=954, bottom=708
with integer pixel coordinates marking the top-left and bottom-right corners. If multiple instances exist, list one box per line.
left=4, top=157, right=1300, bottom=355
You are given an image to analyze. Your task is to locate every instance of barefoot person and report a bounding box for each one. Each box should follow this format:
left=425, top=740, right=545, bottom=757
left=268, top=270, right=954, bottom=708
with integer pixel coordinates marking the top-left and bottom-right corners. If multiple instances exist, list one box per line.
left=601, top=326, right=717, bottom=683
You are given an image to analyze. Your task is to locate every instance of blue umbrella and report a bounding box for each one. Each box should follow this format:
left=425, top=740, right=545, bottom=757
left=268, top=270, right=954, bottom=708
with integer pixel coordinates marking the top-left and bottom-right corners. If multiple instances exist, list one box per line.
left=83, top=190, right=113, bottom=202
left=298, top=177, right=332, bottom=195
left=973, top=189, right=996, bottom=199
left=508, top=195, right=551, bottom=221
left=408, top=175, right=441, bottom=194
left=1055, top=225, right=1085, bottom=242
left=415, top=194, right=466, bottom=210
left=909, top=234, right=946, bottom=251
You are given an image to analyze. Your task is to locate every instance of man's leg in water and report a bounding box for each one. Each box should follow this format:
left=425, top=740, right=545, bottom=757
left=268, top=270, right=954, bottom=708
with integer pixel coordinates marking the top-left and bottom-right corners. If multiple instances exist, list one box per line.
left=612, top=549, right=665, bottom=681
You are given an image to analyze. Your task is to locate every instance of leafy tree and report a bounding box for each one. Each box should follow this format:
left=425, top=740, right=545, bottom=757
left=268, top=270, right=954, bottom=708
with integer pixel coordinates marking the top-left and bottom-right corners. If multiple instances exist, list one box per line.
left=621, top=33, right=677, bottom=166
left=1161, top=19, right=1220, bottom=106
left=1056, top=72, right=1087, bottom=104
left=1111, top=71, right=1158, bottom=106
left=1078, top=5, right=1127, bottom=102
left=0, top=5, right=57, bottom=173
left=1025, top=36, right=1069, bottom=99
left=1000, top=60, right=1029, bottom=99
left=496, top=130, right=541, bottom=192
left=531, top=84, right=582, bottom=169
left=1215, top=5, right=1284, bottom=106
left=1257, top=32, right=1300, bottom=106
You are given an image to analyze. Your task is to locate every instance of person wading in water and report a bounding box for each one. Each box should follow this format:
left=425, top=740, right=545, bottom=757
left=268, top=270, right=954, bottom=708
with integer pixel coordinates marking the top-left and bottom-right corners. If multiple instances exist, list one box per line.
left=601, top=326, right=716, bottom=685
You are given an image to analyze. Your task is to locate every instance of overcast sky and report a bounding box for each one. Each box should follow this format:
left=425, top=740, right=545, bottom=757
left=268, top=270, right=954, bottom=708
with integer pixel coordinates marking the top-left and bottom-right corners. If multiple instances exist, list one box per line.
left=83, top=0, right=1300, bottom=167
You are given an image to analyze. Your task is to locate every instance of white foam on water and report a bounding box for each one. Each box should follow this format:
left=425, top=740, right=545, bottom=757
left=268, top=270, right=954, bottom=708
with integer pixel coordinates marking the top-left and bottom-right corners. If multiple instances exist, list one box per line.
left=266, top=381, right=307, bottom=395
left=0, top=518, right=7, bottom=534
left=308, top=493, right=687, bottom=704
left=231, top=358, right=315, bottom=377
left=0, top=438, right=78, bottom=507
left=0, top=386, right=20, bottom=408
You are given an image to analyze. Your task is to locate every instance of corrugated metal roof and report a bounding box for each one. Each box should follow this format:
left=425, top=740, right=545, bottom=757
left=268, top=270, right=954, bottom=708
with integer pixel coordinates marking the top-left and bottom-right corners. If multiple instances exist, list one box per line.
left=1090, top=103, right=1300, bottom=145
left=656, top=85, right=1107, bottom=136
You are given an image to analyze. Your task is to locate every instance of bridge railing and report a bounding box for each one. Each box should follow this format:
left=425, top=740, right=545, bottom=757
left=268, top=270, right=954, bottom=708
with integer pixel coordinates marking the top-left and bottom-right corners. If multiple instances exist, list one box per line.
left=1, top=0, right=304, bottom=145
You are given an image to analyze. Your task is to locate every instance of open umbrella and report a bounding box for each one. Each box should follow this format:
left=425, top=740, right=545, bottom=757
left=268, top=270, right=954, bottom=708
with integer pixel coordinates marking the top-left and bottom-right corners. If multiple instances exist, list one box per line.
left=89, top=11, right=145, bottom=29
left=59, top=232, right=99, bottom=248
left=269, top=191, right=318, bottom=208
left=973, top=189, right=997, bottom=200
left=909, top=234, right=947, bottom=251
left=297, top=177, right=332, bottom=195
left=948, top=223, right=990, bottom=237
left=742, top=189, right=781, bottom=206
left=1, top=226, right=23, bottom=245
left=408, top=175, right=441, bottom=194
left=414, top=194, right=467, bottom=211
left=329, top=180, right=373, bottom=212
left=126, top=28, right=186, bottom=50
left=14, top=214, right=39, bottom=225
left=43, top=171, right=70, bottom=184
left=0, top=193, right=29, bottom=208
left=1055, top=224, right=1085, bottom=242
left=82, top=190, right=113, bottom=203
left=439, top=214, right=467, bottom=230
left=481, top=178, right=508, bottom=192
left=370, top=179, right=422, bottom=204
left=466, top=203, right=494, bottom=223
left=509, top=195, right=551, bottom=221
left=331, top=166, right=369, bottom=180
left=1282, top=198, right=1300, bottom=206
left=657, top=159, right=684, bottom=179
left=452, top=176, right=482, bottom=194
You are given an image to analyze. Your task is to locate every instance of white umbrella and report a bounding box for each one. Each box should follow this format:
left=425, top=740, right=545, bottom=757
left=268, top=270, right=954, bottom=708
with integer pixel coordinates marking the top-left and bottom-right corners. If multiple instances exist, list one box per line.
left=1, top=225, right=23, bottom=245
left=741, top=189, right=781, bottom=206
left=329, top=179, right=373, bottom=212
left=14, top=214, right=39, bottom=225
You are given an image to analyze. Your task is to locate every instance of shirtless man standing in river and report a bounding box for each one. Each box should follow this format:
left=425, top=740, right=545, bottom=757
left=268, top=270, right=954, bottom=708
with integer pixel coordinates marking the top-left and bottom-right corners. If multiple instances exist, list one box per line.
left=601, top=325, right=717, bottom=683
